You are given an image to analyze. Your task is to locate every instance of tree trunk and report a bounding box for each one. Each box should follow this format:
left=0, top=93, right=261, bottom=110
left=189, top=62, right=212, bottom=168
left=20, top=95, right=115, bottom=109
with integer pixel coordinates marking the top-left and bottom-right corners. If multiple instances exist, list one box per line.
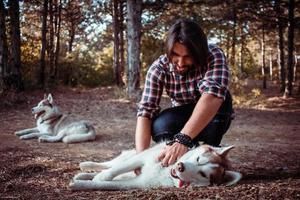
left=113, top=0, right=121, bottom=86
left=54, top=0, right=61, bottom=79
left=48, top=0, right=55, bottom=80
left=225, top=27, right=230, bottom=63
left=284, top=0, right=295, bottom=97
left=239, top=22, right=246, bottom=77
left=230, top=1, right=237, bottom=71
left=38, top=0, right=48, bottom=88
left=261, top=24, right=267, bottom=89
left=0, top=0, right=8, bottom=91
left=68, top=24, right=75, bottom=53
left=8, top=0, right=23, bottom=91
left=275, top=0, right=286, bottom=93
left=126, top=0, right=142, bottom=96
left=119, top=0, right=125, bottom=86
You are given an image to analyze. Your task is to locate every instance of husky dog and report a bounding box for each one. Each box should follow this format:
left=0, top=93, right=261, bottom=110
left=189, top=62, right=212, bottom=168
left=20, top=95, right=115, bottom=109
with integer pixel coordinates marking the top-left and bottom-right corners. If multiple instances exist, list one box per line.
left=69, top=143, right=242, bottom=190
left=15, top=94, right=96, bottom=143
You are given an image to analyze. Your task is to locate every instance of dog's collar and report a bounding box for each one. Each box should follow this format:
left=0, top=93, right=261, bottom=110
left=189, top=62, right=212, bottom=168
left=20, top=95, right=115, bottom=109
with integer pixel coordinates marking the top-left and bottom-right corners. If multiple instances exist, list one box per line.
left=40, top=114, right=63, bottom=124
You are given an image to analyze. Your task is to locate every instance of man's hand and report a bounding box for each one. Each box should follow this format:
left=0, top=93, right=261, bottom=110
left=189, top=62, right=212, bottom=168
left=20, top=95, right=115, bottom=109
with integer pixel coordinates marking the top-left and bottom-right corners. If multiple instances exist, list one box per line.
left=157, top=142, right=188, bottom=167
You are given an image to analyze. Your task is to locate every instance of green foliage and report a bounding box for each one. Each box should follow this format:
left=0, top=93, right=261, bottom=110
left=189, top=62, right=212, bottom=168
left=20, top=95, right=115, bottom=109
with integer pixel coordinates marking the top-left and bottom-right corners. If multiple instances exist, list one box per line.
left=20, top=44, right=115, bottom=88
left=241, top=48, right=260, bottom=79
left=58, top=46, right=114, bottom=87
left=141, top=34, right=165, bottom=76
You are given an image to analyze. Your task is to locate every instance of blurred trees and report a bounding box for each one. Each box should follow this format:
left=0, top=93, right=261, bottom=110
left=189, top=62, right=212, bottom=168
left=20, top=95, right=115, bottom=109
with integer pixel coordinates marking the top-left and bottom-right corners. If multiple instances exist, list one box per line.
left=0, top=0, right=299, bottom=97
left=0, top=0, right=23, bottom=92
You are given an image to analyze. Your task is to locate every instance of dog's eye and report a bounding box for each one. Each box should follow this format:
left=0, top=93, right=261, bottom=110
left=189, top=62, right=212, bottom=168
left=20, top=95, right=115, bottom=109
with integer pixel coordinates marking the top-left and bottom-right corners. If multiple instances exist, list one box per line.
left=199, top=171, right=207, bottom=178
left=196, top=157, right=199, bottom=162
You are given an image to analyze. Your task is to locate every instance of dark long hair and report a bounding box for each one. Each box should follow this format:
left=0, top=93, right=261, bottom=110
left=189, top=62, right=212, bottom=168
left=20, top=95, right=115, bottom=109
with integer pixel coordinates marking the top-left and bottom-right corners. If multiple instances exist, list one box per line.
left=165, top=19, right=209, bottom=75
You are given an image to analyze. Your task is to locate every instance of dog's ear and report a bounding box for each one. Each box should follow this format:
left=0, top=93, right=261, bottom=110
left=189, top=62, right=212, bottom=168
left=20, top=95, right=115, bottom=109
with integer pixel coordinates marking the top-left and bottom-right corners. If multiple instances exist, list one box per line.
left=223, top=170, right=242, bottom=186
left=47, top=94, right=54, bottom=104
left=214, top=146, right=235, bottom=158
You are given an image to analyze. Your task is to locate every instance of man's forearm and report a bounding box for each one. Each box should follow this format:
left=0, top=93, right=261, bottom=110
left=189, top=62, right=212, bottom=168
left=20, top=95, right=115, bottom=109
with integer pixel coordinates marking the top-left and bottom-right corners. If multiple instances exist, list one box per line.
left=135, top=116, right=152, bottom=153
left=181, top=93, right=223, bottom=139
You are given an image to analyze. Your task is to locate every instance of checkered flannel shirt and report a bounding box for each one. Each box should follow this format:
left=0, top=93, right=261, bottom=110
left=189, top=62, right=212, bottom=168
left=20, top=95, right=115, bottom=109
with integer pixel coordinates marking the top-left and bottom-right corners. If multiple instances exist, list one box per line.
left=137, top=44, right=230, bottom=119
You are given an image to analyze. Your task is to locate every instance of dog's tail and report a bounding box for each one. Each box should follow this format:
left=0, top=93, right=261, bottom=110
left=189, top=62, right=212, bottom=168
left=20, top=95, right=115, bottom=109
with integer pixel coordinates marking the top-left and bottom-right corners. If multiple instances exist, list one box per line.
left=62, top=125, right=96, bottom=143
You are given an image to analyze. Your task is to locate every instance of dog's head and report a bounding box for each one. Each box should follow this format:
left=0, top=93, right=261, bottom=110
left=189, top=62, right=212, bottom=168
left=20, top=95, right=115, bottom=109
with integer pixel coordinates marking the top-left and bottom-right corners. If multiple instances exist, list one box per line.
left=170, top=145, right=242, bottom=188
left=32, top=94, right=57, bottom=119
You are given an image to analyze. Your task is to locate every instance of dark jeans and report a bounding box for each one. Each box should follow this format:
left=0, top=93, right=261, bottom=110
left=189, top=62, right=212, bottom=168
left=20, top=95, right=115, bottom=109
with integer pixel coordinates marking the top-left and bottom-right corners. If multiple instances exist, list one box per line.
left=151, top=92, right=234, bottom=147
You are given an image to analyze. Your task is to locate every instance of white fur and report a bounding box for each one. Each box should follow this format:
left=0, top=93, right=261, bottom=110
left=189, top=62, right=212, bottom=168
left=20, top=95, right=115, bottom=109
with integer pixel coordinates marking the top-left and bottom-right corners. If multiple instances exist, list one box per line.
left=69, top=143, right=242, bottom=190
left=15, top=94, right=96, bottom=143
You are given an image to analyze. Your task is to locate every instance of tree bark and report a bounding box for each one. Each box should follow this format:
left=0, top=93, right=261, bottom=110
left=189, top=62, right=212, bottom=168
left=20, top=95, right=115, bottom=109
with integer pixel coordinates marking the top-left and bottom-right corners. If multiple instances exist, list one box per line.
left=119, top=0, right=125, bottom=86
left=261, top=24, right=267, bottom=89
left=275, top=0, right=286, bottom=93
left=68, top=23, right=75, bottom=53
left=113, top=0, right=121, bottom=86
left=8, top=0, right=23, bottom=91
left=284, top=0, right=295, bottom=97
left=0, top=0, right=8, bottom=91
left=54, top=0, right=61, bottom=79
left=126, top=0, right=142, bottom=96
left=230, top=1, right=237, bottom=71
left=48, top=0, right=55, bottom=80
left=38, top=0, right=48, bottom=88
left=239, top=22, right=246, bottom=77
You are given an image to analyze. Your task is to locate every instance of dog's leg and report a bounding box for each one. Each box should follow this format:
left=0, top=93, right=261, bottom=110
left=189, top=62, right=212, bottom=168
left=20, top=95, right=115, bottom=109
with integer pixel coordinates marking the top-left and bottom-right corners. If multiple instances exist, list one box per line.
left=92, top=155, right=144, bottom=181
left=73, top=172, right=98, bottom=181
left=62, top=124, right=96, bottom=143
left=79, top=161, right=107, bottom=172
left=19, top=132, right=49, bottom=140
left=79, top=150, right=136, bottom=172
left=38, top=134, right=64, bottom=143
left=70, top=176, right=146, bottom=191
left=15, top=128, right=39, bottom=136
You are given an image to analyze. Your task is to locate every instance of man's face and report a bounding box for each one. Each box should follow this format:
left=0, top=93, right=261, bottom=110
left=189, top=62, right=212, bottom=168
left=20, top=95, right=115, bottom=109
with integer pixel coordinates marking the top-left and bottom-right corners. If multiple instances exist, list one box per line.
left=171, top=42, right=194, bottom=75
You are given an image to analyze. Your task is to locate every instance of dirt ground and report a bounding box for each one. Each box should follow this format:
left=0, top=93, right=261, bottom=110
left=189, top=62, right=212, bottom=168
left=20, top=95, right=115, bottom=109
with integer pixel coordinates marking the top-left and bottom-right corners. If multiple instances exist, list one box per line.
left=0, top=80, right=299, bottom=200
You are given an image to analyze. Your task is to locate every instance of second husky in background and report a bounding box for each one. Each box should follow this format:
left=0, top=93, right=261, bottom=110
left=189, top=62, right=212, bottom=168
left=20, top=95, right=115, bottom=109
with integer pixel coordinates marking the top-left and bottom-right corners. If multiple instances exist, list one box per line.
left=15, top=94, right=96, bottom=143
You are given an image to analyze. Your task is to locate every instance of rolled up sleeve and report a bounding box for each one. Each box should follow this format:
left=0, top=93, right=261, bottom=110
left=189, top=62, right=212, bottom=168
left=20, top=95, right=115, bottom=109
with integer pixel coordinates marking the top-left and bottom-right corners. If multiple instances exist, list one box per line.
left=137, top=61, right=165, bottom=119
left=198, top=46, right=229, bottom=100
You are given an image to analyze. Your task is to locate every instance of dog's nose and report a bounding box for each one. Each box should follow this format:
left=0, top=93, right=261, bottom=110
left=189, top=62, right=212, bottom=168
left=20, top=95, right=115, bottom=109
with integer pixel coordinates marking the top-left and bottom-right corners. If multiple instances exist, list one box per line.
left=31, top=108, right=34, bottom=112
left=176, top=162, right=185, bottom=172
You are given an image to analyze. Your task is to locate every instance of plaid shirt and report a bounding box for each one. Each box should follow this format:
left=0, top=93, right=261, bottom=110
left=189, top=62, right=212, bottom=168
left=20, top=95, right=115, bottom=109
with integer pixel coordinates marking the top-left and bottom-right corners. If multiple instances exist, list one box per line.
left=137, top=44, right=230, bottom=119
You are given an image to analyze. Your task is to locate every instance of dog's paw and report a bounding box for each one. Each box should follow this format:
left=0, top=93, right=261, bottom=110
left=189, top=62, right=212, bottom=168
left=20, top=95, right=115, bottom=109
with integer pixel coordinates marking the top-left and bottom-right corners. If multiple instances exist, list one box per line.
left=80, top=161, right=103, bottom=172
left=69, top=180, right=78, bottom=191
left=38, top=135, right=50, bottom=143
left=92, top=170, right=113, bottom=181
left=15, top=131, right=23, bottom=136
left=19, top=135, right=32, bottom=140
left=73, top=172, right=95, bottom=181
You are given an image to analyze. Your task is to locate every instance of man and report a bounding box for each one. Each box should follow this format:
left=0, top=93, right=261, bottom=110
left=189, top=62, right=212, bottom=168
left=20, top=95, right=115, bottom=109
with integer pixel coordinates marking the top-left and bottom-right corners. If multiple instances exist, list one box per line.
left=135, top=19, right=233, bottom=168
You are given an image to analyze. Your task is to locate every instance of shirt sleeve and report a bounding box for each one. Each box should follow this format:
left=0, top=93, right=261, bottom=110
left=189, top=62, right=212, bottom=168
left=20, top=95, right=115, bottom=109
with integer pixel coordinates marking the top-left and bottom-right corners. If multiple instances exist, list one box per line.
left=137, top=59, right=165, bottom=119
left=198, top=46, right=230, bottom=100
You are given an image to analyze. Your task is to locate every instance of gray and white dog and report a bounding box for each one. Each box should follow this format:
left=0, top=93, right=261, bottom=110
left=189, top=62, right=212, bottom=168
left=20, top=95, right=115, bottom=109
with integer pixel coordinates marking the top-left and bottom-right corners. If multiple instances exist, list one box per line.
left=69, top=143, right=242, bottom=190
left=15, top=94, right=96, bottom=143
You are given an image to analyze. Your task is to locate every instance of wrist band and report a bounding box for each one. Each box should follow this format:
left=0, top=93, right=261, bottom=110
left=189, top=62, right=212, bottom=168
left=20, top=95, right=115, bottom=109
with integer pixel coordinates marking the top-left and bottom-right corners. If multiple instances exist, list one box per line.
left=166, top=133, right=194, bottom=148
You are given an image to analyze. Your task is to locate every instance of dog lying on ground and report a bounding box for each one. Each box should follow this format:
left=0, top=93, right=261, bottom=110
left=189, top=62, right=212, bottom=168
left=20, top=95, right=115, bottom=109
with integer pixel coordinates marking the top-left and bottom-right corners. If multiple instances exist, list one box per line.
left=69, top=143, right=242, bottom=190
left=15, top=94, right=96, bottom=143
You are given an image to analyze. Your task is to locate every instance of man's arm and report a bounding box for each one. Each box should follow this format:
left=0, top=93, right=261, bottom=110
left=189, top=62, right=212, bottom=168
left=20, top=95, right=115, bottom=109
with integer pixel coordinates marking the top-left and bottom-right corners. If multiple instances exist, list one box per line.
left=157, top=93, right=223, bottom=166
left=135, top=116, right=152, bottom=153
left=180, top=93, right=223, bottom=138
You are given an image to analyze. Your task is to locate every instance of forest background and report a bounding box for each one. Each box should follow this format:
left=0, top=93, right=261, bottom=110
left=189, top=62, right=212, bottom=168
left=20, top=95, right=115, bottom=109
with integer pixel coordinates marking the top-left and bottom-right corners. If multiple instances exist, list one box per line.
left=0, top=0, right=299, bottom=99
left=0, top=1, right=300, bottom=199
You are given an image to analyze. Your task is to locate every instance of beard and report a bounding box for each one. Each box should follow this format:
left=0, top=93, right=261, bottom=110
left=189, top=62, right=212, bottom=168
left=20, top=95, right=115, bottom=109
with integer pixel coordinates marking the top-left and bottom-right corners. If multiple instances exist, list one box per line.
left=174, top=64, right=192, bottom=75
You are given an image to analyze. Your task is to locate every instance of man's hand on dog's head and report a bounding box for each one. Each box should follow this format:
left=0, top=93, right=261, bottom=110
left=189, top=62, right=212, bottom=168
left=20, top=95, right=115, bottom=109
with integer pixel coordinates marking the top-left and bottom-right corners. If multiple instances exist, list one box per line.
left=157, top=143, right=188, bottom=167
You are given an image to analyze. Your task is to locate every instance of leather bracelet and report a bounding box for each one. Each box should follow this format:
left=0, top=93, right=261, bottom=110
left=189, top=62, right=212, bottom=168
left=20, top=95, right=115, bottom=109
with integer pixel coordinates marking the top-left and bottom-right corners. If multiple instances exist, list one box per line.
left=166, top=133, right=194, bottom=149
